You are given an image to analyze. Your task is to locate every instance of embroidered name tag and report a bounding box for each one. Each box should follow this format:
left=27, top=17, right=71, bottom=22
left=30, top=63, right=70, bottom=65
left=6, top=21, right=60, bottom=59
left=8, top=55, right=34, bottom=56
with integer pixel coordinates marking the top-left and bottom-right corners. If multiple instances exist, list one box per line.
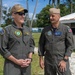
left=54, top=31, right=62, bottom=36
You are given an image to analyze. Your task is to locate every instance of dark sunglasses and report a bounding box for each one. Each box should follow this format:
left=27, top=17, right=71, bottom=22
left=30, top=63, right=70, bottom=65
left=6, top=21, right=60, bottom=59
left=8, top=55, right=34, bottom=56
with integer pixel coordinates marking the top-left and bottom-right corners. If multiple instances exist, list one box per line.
left=14, top=12, right=25, bottom=16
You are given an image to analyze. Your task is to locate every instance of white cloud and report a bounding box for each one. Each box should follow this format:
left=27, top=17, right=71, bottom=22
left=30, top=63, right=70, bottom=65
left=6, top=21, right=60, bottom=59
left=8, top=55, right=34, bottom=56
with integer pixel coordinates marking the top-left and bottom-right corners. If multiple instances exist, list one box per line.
left=3, top=4, right=8, bottom=7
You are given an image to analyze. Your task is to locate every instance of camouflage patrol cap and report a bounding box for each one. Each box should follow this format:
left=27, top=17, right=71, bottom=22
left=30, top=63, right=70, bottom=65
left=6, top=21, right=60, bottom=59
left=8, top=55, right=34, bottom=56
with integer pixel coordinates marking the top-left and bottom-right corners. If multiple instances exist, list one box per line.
left=11, top=4, right=28, bottom=13
left=49, top=8, right=60, bottom=14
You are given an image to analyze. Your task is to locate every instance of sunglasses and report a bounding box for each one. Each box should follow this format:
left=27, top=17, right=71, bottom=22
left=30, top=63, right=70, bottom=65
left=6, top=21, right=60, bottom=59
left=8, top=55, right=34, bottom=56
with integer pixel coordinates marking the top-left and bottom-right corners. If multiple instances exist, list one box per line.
left=14, top=12, right=25, bottom=16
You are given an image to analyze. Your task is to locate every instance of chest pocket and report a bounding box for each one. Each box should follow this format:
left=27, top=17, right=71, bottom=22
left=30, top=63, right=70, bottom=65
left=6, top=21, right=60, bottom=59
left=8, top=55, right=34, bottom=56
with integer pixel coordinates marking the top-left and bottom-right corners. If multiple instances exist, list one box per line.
left=8, top=33, right=20, bottom=51
left=45, top=31, right=53, bottom=42
left=54, top=31, right=65, bottom=42
left=23, top=32, right=31, bottom=44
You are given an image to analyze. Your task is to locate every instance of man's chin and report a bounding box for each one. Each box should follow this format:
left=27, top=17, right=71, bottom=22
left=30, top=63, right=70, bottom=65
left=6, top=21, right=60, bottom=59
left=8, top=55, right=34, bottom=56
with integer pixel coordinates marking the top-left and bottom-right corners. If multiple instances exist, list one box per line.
left=20, top=21, right=24, bottom=24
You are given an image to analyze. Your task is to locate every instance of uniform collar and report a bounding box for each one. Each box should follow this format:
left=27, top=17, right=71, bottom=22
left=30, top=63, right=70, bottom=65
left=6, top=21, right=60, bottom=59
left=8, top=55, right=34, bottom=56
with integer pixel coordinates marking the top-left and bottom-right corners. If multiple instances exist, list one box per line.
left=12, top=21, right=24, bottom=30
left=51, top=22, right=61, bottom=30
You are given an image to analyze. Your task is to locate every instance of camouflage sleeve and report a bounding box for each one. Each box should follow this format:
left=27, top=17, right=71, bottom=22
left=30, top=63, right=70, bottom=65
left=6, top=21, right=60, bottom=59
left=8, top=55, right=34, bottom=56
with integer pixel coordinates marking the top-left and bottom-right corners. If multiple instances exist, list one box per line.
left=65, top=26, right=74, bottom=57
left=0, top=27, right=11, bottom=58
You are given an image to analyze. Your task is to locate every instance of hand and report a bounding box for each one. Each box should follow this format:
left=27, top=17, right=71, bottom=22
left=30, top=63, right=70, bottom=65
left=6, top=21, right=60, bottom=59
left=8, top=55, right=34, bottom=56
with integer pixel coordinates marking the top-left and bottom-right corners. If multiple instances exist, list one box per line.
left=26, top=58, right=32, bottom=64
left=16, top=59, right=25, bottom=66
left=21, top=58, right=31, bottom=67
left=39, top=59, right=44, bottom=69
left=58, top=60, right=67, bottom=72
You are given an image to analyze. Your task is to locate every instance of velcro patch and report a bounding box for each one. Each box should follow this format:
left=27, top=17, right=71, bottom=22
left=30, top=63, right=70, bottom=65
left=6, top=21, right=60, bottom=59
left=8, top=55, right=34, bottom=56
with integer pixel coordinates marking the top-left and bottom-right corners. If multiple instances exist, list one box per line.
left=67, top=26, right=72, bottom=33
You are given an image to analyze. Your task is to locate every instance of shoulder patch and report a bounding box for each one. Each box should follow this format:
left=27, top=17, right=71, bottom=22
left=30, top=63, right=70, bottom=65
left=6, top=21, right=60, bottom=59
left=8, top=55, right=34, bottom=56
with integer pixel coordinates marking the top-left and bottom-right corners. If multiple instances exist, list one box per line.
left=67, top=26, right=72, bottom=33
left=0, top=27, right=5, bottom=35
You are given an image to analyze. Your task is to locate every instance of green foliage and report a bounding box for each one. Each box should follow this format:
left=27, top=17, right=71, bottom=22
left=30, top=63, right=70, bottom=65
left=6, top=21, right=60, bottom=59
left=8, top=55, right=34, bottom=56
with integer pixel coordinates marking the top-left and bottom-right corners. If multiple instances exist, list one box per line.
left=31, top=54, right=44, bottom=75
left=5, top=18, right=12, bottom=26
left=32, top=20, right=37, bottom=27
left=36, top=5, right=52, bottom=27
left=72, top=4, right=75, bottom=12
left=0, top=56, right=4, bottom=75
left=59, top=4, right=70, bottom=17
left=3, top=7, right=12, bottom=26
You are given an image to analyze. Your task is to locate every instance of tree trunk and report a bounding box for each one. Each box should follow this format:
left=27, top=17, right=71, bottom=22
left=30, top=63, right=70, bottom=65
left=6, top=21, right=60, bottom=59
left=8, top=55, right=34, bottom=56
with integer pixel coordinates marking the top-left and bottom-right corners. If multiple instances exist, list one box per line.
left=0, top=0, right=2, bottom=26
left=26, top=0, right=31, bottom=29
left=30, top=0, right=38, bottom=32
left=49, top=0, right=51, bottom=5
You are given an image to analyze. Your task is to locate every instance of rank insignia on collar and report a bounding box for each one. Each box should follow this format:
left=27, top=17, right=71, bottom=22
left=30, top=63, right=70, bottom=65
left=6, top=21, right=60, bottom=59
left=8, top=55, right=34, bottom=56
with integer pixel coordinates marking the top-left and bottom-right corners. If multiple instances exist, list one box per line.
left=25, top=32, right=29, bottom=36
left=0, top=27, right=5, bottom=35
left=47, top=31, right=52, bottom=36
left=14, top=30, right=22, bottom=37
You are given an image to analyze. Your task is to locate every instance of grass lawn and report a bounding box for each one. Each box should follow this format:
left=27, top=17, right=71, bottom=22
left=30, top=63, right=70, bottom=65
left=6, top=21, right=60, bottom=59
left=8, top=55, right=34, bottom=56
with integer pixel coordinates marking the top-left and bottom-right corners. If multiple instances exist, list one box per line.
left=0, top=56, right=4, bottom=75
left=0, top=33, right=44, bottom=75
left=31, top=54, right=44, bottom=75
left=32, top=33, right=41, bottom=47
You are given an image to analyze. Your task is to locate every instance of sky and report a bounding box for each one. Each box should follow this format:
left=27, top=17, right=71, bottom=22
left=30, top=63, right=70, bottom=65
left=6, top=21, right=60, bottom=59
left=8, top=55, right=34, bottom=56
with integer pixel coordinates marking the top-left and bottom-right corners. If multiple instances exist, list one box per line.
left=2, top=0, right=49, bottom=19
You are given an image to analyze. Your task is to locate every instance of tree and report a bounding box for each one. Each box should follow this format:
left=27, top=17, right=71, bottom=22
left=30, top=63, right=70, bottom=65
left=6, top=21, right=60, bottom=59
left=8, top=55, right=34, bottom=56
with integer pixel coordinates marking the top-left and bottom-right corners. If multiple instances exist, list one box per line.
left=26, top=0, right=38, bottom=31
left=2, top=7, right=12, bottom=27
left=59, top=4, right=70, bottom=16
left=66, top=0, right=75, bottom=13
left=36, top=5, right=52, bottom=27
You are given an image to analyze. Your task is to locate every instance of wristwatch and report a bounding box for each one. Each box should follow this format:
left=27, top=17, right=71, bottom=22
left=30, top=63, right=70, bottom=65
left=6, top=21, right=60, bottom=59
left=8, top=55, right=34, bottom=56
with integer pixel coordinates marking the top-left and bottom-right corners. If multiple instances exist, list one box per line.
left=63, top=58, right=68, bottom=62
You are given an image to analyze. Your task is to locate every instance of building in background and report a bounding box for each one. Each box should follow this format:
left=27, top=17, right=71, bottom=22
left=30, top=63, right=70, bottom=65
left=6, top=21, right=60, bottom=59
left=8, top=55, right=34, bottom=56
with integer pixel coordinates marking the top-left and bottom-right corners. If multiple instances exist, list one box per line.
left=60, top=13, right=75, bottom=34
left=32, top=28, right=43, bottom=33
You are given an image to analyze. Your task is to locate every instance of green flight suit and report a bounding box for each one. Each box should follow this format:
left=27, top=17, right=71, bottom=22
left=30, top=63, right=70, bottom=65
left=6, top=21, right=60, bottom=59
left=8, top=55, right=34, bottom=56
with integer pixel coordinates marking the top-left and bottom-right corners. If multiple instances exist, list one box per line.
left=0, top=22, right=35, bottom=75
left=38, top=23, right=74, bottom=75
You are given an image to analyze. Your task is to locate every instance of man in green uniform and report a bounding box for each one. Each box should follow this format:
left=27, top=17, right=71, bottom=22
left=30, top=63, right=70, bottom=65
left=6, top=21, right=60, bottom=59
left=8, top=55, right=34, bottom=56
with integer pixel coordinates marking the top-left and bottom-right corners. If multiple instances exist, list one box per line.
left=0, top=4, right=35, bottom=75
left=38, top=8, right=74, bottom=75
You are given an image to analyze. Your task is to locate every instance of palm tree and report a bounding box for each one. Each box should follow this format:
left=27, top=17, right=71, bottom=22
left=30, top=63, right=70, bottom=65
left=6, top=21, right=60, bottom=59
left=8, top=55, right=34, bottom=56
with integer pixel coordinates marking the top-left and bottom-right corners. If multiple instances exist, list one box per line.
left=67, top=0, right=73, bottom=13
left=57, top=0, right=60, bottom=7
left=26, top=0, right=30, bottom=27
left=44, top=0, right=60, bottom=7
left=52, top=0, right=55, bottom=7
left=49, top=0, right=51, bottom=5
left=30, top=0, right=38, bottom=31
left=67, top=0, right=75, bottom=13
left=26, top=0, right=38, bottom=31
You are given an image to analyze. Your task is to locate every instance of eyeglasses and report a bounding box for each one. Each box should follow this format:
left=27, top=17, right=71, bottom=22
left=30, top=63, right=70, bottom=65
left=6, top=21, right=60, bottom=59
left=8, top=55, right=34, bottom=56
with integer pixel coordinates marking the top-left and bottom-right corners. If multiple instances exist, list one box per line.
left=14, top=12, right=25, bottom=16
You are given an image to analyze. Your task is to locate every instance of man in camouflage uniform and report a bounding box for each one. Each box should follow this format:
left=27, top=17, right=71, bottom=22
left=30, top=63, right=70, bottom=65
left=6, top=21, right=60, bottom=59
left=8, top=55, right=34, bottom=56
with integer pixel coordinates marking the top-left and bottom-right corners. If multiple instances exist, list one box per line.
left=0, top=4, right=35, bottom=75
left=38, top=8, right=74, bottom=75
